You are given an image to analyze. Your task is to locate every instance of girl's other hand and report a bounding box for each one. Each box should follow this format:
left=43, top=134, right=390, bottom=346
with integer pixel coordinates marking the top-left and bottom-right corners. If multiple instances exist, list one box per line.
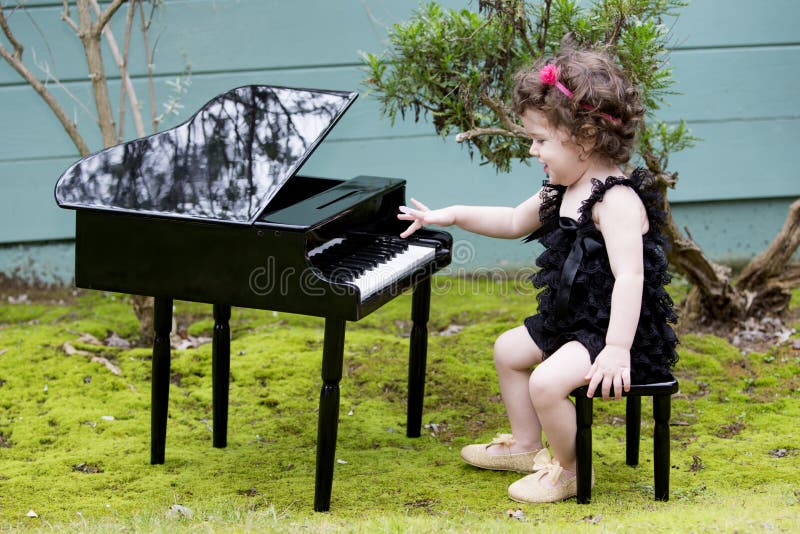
left=584, top=344, right=631, bottom=400
left=397, top=198, right=456, bottom=238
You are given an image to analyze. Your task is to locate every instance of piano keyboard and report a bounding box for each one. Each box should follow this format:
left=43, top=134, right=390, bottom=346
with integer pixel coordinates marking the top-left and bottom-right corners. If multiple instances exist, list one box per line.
left=309, top=235, right=436, bottom=301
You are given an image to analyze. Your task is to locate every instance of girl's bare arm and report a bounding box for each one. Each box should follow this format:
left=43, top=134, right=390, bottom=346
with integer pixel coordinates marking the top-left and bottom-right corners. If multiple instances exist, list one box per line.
left=585, top=185, right=648, bottom=400
left=398, top=189, right=546, bottom=239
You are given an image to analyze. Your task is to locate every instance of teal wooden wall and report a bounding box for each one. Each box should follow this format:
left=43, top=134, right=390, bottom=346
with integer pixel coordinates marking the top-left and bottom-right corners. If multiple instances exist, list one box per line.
left=1, top=0, right=798, bottom=282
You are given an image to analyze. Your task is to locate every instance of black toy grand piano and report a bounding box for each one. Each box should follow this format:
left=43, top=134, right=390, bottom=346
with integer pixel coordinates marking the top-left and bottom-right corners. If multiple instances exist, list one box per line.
left=54, top=85, right=452, bottom=511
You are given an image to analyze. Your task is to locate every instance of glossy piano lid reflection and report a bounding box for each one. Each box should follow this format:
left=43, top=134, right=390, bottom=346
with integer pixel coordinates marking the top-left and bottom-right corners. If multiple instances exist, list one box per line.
left=55, top=85, right=358, bottom=224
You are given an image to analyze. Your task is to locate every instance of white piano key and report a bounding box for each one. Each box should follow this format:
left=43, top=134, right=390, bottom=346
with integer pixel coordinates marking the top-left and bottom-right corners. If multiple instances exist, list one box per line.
left=351, top=244, right=435, bottom=301
left=307, top=235, right=438, bottom=301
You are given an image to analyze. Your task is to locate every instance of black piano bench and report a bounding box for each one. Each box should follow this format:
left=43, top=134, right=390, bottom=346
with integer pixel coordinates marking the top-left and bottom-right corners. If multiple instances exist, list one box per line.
left=569, top=376, right=679, bottom=504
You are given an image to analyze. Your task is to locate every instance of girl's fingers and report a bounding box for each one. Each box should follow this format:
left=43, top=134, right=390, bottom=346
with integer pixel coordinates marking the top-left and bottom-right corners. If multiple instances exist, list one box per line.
left=586, top=372, right=602, bottom=398
left=612, top=373, right=623, bottom=400
left=399, top=205, right=422, bottom=216
left=584, top=361, right=598, bottom=381
left=601, top=375, right=612, bottom=400
left=400, top=221, right=421, bottom=239
left=409, top=198, right=430, bottom=211
left=587, top=361, right=631, bottom=400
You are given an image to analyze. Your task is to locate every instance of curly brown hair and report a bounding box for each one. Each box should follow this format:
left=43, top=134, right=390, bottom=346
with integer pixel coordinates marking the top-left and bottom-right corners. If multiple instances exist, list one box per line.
left=512, top=43, right=644, bottom=164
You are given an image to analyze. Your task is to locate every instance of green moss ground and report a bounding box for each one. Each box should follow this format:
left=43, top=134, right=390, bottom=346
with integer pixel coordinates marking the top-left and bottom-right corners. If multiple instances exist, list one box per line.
left=0, top=279, right=798, bottom=532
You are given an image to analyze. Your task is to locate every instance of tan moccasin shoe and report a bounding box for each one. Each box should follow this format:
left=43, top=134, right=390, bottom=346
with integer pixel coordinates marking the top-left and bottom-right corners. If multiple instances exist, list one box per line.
left=460, top=433, right=540, bottom=473
left=507, top=449, right=594, bottom=503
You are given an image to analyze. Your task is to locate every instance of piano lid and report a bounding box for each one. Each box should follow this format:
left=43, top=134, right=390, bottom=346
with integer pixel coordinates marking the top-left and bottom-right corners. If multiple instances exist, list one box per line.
left=55, top=85, right=357, bottom=225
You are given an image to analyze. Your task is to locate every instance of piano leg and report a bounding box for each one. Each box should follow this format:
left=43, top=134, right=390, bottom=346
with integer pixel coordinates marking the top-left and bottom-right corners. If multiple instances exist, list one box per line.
left=212, top=304, right=231, bottom=448
left=314, top=317, right=346, bottom=512
left=151, top=296, right=173, bottom=464
left=406, top=277, right=431, bottom=438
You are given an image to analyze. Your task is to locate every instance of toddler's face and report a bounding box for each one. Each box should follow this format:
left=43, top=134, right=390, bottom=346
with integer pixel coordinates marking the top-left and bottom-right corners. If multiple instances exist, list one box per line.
left=520, top=109, right=588, bottom=187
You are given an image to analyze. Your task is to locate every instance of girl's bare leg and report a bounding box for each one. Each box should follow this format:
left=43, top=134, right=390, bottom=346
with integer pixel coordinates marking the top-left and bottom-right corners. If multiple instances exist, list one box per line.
left=487, top=325, right=545, bottom=455
left=528, top=341, right=592, bottom=471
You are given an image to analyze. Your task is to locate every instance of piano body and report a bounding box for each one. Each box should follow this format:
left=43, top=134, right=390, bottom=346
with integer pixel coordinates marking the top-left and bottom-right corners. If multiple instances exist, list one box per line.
left=54, top=85, right=452, bottom=511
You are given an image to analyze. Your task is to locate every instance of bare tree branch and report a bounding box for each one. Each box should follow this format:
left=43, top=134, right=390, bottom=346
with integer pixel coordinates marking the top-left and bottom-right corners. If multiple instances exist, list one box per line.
left=90, top=0, right=145, bottom=139
left=32, top=52, right=97, bottom=121
left=480, top=94, right=523, bottom=133
left=118, top=0, right=138, bottom=138
left=75, top=0, right=117, bottom=147
left=61, top=0, right=79, bottom=33
left=536, top=0, right=552, bottom=54
left=0, top=6, right=24, bottom=60
left=456, top=126, right=529, bottom=142
left=138, top=0, right=157, bottom=132
left=605, top=4, right=625, bottom=47
left=0, top=42, right=90, bottom=155
left=95, top=0, right=126, bottom=32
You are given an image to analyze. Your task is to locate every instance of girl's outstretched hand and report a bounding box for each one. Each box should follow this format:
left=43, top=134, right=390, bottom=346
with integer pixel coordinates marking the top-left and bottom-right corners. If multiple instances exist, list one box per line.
left=584, top=344, right=631, bottom=400
left=397, top=198, right=456, bottom=238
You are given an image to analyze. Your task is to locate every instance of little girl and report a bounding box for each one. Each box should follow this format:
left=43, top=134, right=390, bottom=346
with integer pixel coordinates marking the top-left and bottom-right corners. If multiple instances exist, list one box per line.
left=397, top=45, right=678, bottom=503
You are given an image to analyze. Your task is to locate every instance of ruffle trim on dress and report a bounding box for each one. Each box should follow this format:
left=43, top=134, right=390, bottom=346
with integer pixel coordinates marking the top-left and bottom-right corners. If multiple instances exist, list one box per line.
left=523, top=181, right=566, bottom=243
left=578, top=168, right=670, bottom=251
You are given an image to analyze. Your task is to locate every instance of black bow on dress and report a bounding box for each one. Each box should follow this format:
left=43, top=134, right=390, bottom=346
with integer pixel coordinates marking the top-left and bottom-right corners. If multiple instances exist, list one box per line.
left=554, top=217, right=604, bottom=323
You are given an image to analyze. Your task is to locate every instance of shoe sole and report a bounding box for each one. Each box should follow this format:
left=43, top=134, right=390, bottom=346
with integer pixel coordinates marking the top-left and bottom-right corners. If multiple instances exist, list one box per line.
left=508, top=495, right=575, bottom=504
left=461, top=458, right=534, bottom=474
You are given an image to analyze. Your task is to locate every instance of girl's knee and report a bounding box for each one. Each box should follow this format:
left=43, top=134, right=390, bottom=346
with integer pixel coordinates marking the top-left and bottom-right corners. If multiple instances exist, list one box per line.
left=493, top=328, right=540, bottom=371
left=529, top=367, right=567, bottom=406
left=530, top=342, right=591, bottom=406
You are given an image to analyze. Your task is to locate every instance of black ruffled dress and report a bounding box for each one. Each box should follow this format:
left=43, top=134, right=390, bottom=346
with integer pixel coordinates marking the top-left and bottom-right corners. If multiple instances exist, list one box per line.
left=523, top=167, right=678, bottom=383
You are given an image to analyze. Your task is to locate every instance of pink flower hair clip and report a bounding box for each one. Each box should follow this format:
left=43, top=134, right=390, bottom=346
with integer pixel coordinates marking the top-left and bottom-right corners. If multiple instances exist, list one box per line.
left=539, top=64, right=574, bottom=99
left=538, top=63, right=622, bottom=125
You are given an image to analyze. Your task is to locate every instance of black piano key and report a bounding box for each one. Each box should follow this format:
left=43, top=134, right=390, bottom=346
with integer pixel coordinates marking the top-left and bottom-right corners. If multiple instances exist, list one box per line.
left=363, top=240, right=405, bottom=256
left=310, top=233, right=423, bottom=285
left=320, top=254, right=376, bottom=270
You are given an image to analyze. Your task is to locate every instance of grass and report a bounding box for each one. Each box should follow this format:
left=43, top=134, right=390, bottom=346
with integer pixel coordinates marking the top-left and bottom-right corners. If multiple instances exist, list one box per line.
left=0, top=277, right=799, bottom=532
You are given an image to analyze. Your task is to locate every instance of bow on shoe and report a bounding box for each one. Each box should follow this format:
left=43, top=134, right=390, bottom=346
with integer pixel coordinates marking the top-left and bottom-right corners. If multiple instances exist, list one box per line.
left=487, top=433, right=516, bottom=449
left=531, top=449, right=563, bottom=484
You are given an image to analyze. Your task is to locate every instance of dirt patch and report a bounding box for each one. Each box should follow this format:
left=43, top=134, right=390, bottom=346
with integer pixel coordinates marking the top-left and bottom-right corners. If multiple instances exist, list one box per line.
left=769, top=448, right=797, bottom=458
left=0, top=281, right=81, bottom=306
left=679, top=306, right=800, bottom=354
left=404, top=497, right=439, bottom=513
left=689, top=454, right=705, bottom=472
left=716, top=420, right=746, bottom=438
left=72, top=462, right=103, bottom=474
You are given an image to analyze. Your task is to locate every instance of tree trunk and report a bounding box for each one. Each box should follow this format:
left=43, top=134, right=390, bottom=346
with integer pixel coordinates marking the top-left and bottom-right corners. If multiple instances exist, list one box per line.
left=733, top=198, right=800, bottom=317
left=131, top=295, right=155, bottom=345
left=649, top=173, right=744, bottom=324
left=76, top=0, right=117, bottom=147
left=74, top=0, right=153, bottom=342
left=655, top=176, right=800, bottom=325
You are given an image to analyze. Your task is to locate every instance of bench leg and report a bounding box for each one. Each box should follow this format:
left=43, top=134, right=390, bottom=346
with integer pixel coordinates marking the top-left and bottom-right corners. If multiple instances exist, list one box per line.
left=212, top=304, right=231, bottom=448
left=575, top=394, right=593, bottom=504
left=151, top=297, right=172, bottom=464
left=314, top=317, right=346, bottom=512
left=406, top=277, right=431, bottom=438
left=626, top=396, right=641, bottom=466
left=653, top=394, right=671, bottom=501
